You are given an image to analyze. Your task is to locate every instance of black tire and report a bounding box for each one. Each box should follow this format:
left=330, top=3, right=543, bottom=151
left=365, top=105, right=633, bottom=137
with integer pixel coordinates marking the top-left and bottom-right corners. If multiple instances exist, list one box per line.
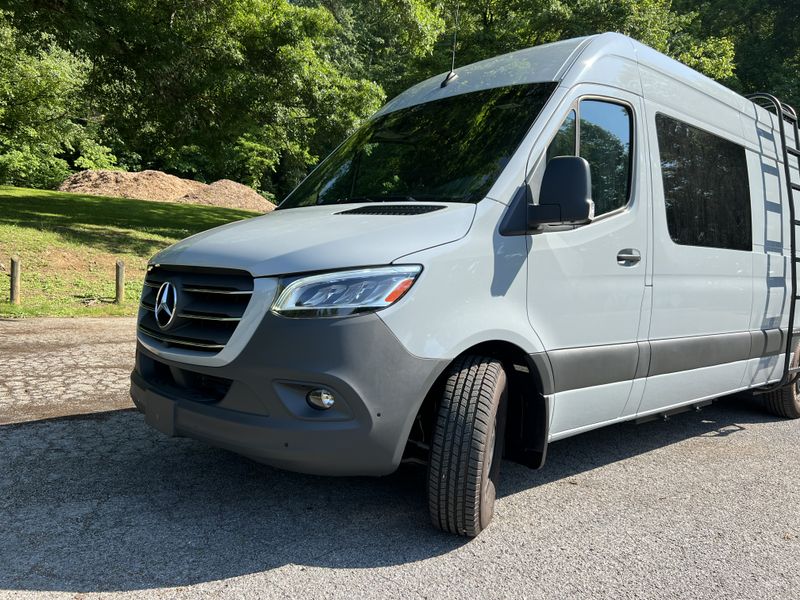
left=427, top=355, right=508, bottom=537
left=763, top=351, right=800, bottom=419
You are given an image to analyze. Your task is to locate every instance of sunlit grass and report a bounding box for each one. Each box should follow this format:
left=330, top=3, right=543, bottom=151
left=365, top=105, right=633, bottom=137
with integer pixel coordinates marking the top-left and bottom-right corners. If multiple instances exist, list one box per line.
left=0, top=186, right=258, bottom=317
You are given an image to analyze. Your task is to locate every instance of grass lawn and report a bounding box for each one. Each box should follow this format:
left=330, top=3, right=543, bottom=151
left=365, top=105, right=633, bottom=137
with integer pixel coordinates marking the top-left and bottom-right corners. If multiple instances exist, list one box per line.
left=0, top=186, right=258, bottom=317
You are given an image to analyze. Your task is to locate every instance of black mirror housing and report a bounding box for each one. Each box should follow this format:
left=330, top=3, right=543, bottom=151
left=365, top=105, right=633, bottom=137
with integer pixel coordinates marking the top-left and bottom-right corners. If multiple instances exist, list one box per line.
left=527, top=156, right=594, bottom=228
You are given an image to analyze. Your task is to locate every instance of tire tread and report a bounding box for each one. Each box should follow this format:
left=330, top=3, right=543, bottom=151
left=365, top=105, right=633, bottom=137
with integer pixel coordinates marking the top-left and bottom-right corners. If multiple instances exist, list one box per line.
left=762, top=352, right=800, bottom=419
left=428, top=355, right=505, bottom=537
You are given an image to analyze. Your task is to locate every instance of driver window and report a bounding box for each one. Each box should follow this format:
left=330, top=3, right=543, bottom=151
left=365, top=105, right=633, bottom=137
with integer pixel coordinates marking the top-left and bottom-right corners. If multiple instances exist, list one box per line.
left=537, top=99, right=633, bottom=218
left=579, top=100, right=632, bottom=215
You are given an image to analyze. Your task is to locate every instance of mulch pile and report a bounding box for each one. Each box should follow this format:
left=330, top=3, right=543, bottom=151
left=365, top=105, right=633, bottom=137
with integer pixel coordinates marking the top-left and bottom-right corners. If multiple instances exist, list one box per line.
left=59, top=169, right=276, bottom=213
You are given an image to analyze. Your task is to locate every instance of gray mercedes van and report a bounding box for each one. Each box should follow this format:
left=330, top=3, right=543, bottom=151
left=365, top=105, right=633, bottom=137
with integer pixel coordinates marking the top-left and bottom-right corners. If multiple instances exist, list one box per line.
left=131, top=33, right=800, bottom=536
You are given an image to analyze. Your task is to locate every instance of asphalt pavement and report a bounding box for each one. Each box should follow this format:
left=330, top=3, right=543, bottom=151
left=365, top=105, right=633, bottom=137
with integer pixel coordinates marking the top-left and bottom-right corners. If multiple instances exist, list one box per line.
left=1, top=318, right=799, bottom=599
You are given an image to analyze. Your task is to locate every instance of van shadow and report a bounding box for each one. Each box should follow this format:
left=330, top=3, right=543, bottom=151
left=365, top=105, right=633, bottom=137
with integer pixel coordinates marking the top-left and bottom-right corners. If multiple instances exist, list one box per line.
left=0, top=393, right=777, bottom=593
left=506, top=392, right=767, bottom=491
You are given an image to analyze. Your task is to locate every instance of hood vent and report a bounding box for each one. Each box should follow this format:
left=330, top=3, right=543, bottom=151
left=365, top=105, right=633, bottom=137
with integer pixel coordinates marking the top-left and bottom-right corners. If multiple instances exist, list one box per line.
left=337, top=205, right=446, bottom=216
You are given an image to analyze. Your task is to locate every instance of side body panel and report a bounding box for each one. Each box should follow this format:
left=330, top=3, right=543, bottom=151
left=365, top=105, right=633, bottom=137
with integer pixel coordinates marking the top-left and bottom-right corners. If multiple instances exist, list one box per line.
left=528, top=38, right=789, bottom=439
left=637, top=92, right=753, bottom=414
left=379, top=198, right=544, bottom=359
left=526, top=84, right=649, bottom=437
left=635, top=55, right=785, bottom=415
left=382, top=36, right=792, bottom=444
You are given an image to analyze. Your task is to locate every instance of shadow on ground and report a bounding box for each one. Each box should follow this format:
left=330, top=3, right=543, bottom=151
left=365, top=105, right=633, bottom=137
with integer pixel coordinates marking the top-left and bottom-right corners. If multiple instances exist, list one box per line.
left=0, top=393, right=777, bottom=593
left=0, top=188, right=256, bottom=257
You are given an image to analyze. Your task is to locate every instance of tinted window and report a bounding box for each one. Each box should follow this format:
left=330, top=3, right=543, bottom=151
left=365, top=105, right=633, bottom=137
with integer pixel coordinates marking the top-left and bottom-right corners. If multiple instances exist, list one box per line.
left=579, top=100, right=632, bottom=216
left=655, top=114, right=752, bottom=251
left=544, top=99, right=632, bottom=217
left=281, top=83, right=557, bottom=208
left=546, top=110, right=576, bottom=162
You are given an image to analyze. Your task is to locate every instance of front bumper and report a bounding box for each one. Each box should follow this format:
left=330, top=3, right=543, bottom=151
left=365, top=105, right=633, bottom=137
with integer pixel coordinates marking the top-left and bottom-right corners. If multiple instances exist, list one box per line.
left=130, top=312, right=447, bottom=476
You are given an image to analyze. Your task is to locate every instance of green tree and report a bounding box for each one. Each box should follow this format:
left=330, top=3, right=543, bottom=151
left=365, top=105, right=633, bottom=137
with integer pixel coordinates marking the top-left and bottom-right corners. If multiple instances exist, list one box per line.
left=8, top=0, right=384, bottom=198
left=675, top=0, right=799, bottom=108
left=397, top=0, right=734, bottom=93
left=0, top=11, right=114, bottom=188
left=294, top=0, right=446, bottom=98
left=6, top=0, right=791, bottom=197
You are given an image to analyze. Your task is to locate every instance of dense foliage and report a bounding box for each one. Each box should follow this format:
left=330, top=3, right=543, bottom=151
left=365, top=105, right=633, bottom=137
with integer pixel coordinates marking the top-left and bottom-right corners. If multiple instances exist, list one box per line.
left=0, top=12, right=116, bottom=189
left=0, top=0, right=796, bottom=196
left=674, top=0, right=798, bottom=105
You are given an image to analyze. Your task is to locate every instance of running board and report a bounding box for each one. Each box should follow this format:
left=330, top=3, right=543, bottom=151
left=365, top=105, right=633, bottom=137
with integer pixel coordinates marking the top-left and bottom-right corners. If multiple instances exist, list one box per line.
left=635, top=400, right=714, bottom=424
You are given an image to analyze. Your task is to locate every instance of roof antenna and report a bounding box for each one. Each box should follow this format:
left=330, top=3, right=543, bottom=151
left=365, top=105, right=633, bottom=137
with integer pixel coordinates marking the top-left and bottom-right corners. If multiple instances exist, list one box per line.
left=441, top=2, right=460, bottom=88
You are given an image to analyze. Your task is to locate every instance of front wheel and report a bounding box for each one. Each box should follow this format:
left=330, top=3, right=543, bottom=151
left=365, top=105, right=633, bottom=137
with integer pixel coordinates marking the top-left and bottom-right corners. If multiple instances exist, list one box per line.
left=427, top=355, right=508, bottom=537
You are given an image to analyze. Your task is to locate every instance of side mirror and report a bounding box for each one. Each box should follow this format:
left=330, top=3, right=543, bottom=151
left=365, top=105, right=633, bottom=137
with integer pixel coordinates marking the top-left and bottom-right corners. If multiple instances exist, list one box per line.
left=527, top=156, right=594, bottom=228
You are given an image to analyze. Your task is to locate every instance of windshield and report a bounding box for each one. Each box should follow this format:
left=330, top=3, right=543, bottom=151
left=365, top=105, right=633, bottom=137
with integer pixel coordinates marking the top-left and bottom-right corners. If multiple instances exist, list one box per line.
left=279, top=82, right=557, bottom=208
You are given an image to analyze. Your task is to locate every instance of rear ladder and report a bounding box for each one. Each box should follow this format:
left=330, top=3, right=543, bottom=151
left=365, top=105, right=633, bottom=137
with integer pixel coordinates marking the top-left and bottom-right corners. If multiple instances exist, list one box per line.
left=748, top=93, right=800, bottom=388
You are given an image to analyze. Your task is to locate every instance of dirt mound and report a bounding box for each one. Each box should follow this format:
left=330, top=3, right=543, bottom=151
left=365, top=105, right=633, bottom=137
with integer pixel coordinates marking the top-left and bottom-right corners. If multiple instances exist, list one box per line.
left=58, top=170, right=275, bottom=213
left=178, top=179, right=275, bottom=212
left=59, top=170, right=205, bottom=202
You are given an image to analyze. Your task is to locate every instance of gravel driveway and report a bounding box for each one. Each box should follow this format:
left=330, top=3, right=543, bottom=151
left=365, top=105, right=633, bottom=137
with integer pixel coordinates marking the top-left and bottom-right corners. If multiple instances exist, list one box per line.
left=0, top=318, right=135, bottom=424
left=1, top=318, right=799, bottom=599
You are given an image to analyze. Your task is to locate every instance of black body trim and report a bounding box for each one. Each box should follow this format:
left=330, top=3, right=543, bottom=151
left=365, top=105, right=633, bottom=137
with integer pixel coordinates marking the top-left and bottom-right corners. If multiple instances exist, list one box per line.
left=749, top=328, right=786, bottom=359
left=648, top=331, right=752, bottom=377
left=528, top=352, right=555, bottom=397
left=530, top=328, right=786, bottom=395
left=548, top=342, right=639, bottom=393
left=634, top=341, right=651, bottom=380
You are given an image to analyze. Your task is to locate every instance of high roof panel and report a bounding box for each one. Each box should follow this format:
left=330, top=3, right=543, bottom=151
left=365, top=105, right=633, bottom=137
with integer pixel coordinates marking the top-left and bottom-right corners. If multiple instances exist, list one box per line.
left=376, top=36, right=593, bottom=117
left=378, top=32, right=758, bottom=119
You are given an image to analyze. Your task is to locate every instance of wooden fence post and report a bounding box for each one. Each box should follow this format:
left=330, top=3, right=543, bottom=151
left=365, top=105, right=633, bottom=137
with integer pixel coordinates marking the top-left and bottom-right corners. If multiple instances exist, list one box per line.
left=115, top=260, right=125, bottom=305
left=10, top=256, right=20, bottom=305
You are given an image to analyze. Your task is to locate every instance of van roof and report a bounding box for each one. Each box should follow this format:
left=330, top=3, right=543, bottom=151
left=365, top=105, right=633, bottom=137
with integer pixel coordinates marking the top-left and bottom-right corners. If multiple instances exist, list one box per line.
left=377, top=32, right=751, bottom=118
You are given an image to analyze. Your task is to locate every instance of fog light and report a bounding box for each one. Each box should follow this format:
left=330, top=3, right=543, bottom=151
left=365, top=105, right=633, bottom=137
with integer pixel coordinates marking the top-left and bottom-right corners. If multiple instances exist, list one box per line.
left=307, top=388, right=335, bottom=410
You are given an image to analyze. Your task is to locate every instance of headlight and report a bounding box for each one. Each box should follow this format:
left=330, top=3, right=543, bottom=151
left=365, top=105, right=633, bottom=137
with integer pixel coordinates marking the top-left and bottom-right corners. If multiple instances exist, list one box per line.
left=272, top=265, right=422, bottom=318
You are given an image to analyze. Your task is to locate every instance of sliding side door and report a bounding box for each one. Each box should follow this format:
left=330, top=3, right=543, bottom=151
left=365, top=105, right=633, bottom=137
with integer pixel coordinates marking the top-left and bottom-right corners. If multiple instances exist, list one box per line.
left=637, top=106, right=754, bottom=416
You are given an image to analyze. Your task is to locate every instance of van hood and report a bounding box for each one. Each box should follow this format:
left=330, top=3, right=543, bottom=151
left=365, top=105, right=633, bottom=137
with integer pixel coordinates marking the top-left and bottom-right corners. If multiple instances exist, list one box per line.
left=151, top=203, right=477, bottom=277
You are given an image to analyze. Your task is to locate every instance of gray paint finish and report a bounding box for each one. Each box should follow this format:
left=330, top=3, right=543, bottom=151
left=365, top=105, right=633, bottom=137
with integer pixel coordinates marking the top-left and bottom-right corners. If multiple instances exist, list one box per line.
left=129, top=32, right=796, bottom=482
left=150, top=203, right=476, bottom=277
left=375, top=37, right=591, bottom=118
left=132, top=312, right=449, bottom=476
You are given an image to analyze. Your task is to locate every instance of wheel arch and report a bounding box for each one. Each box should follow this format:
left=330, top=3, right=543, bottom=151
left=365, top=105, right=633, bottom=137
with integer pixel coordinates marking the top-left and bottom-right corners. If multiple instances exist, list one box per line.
left=405, top=339, right=552, bottom=469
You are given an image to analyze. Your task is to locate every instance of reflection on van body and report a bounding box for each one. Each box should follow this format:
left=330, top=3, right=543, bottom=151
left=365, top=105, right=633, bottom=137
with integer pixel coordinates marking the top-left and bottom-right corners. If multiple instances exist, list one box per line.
left=130, top=33, right=800, bottom=537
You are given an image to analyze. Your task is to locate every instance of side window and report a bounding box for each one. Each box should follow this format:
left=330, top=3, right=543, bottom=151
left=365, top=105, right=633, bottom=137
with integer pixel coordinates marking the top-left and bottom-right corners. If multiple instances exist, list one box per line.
left=655, top=114, right=752, bottom=251
left=546, top=110, right=576, bottom=162
left=579, top=100, right=632, bottom=216
left=543, top=99, right=633, bottom=217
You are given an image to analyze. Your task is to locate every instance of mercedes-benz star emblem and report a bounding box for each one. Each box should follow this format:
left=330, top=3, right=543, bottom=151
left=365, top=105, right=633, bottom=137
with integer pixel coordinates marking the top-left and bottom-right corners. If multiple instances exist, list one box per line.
left=154, top=281, right=178, bottom=329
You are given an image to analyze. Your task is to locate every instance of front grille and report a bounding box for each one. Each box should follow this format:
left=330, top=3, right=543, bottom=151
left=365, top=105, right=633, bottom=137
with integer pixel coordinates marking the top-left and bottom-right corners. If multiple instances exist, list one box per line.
left=138, top=265, right=254, bottom=354
left=337, top=205, right=446, bottom=216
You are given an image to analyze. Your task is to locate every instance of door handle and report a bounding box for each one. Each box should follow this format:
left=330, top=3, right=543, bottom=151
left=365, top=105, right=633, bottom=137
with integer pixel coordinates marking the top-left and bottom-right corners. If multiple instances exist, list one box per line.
left=617, top=248, right=641, bottom=266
